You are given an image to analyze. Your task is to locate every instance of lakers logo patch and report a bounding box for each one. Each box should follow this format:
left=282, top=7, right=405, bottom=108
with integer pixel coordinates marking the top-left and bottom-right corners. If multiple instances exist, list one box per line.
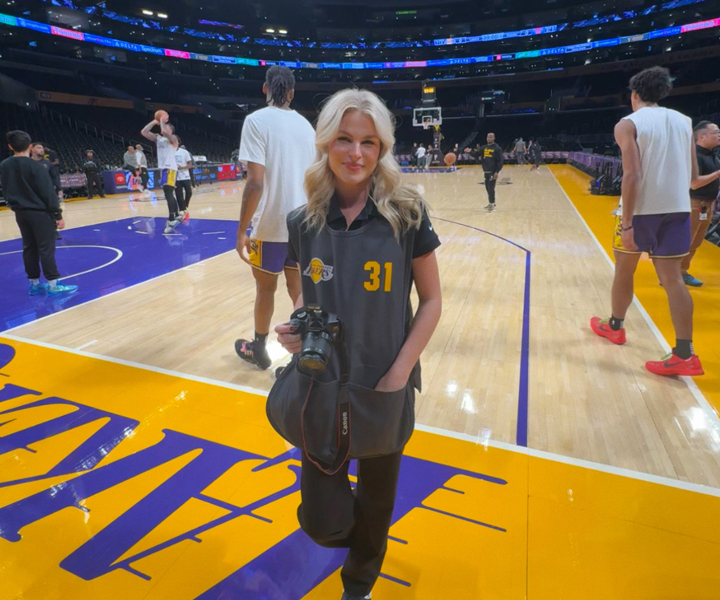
left=303, top=258, right=334, bottom=284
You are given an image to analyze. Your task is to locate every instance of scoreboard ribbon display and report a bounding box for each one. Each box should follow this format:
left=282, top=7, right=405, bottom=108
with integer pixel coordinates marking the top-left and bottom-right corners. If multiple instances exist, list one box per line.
left=0, top=12, right=719, bottom=70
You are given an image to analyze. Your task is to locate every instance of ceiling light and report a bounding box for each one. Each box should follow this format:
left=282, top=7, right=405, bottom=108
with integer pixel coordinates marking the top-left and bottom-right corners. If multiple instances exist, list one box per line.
left=142, top=9, right=153, bottom=15
left=266, top=28, right=275, bottom=33
left=157, top=12, right=168, bottom=18
left=279, top=29, right=287, bottom=34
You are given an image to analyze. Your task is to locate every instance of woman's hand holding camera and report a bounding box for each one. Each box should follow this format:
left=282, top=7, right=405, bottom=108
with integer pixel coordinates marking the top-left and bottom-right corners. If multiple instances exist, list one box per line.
left=275, top=322, right=302, bottom=354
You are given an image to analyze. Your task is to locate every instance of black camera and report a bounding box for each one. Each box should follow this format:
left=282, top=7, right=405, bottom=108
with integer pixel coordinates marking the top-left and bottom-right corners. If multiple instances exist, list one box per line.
left=290, top=305, right=342, bottom=375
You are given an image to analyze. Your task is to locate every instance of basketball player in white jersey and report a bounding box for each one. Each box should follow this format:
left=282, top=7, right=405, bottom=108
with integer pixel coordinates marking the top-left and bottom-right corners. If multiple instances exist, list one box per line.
left=141, top=113, right=185, bottom=234
left=591, top=66, right=702, bottom=376
left=234, top=66, right=316, bottom=370
left=174, top=137, right=193, bottom=219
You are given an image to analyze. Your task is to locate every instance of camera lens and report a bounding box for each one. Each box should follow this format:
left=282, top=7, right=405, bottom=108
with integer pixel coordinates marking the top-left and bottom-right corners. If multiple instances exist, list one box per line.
left=298, top=334, right=333, bottom=375
left=298, top=351, right=329, bottom=375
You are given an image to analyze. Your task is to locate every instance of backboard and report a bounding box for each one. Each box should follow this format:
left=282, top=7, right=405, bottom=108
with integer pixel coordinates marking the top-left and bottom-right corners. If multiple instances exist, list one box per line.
left=413, top=107, right=442, bottom=127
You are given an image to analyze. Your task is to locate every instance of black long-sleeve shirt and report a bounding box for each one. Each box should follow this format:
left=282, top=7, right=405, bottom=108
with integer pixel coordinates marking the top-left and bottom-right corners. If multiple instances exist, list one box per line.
left=47, top=150, right=62, bottom=189
left=480, top=143, right=504, bottom=174
left=35, top=157, right=62, bottom=193
left=83, top=158, right=100, bottom=175
left=0, top=156, right=62, bottom=218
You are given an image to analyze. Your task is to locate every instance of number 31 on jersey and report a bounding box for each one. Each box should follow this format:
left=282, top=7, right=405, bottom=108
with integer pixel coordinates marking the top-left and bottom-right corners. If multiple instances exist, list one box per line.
left=364, top=261, right=393, bottom=292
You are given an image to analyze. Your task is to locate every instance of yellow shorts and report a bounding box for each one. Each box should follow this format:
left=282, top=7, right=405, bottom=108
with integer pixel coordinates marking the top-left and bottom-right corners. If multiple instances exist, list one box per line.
left=160, top=169, right=177, bottom=188
left=612, top=215, right=640, bottom=254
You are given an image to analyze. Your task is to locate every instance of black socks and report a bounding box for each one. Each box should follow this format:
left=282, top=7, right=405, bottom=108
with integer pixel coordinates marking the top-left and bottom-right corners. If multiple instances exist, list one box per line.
left=609, top=316, right=624, bottom=331
left=252, top=332, right=271, bottom=370
left=674, top=339, right=694, bottom=360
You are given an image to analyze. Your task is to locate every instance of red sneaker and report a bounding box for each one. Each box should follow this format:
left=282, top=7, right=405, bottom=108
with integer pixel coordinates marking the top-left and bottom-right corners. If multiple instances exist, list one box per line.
left=645, top=353, right=704, bottom=377
left=183, top=210, right=190, bottom=222
left=590, top=317, right=626, bottom=345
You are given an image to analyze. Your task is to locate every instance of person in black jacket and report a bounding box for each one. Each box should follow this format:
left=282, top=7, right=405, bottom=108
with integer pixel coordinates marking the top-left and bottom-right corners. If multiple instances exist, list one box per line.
left=46, top=145, right=62, bottom=200
left=31, top=141, right=64, bottom=240
left=480, top=132, right=504, bottom=211
left=529, top=139, right=542, bottom=172
left=0, top=130, right=78, bottom=295
left=83, top=150, right=105, bottom=200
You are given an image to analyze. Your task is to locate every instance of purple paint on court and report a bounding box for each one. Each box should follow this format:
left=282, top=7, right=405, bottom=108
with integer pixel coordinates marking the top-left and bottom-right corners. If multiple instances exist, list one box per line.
left=0, top=217, right=236, bottom=331
left=194, top=454, right=507, bottom=600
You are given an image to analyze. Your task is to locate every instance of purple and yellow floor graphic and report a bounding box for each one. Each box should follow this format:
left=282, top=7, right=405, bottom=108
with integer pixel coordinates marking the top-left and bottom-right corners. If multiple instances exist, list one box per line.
left=0, top=217, right=235, bottom=331
left=0, top=336, right=718, bottom=600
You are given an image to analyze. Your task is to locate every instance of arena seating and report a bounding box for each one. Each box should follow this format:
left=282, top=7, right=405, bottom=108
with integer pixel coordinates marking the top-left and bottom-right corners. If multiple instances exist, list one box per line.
left=0, top=103, right=237, bottom=173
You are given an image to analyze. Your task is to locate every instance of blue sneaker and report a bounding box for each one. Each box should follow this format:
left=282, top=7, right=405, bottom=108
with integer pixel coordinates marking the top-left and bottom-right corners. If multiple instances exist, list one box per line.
left=682, top=273, right=703, bottom=287
left=47, top=281, right=79, bottom=296
left=28, top=281, right=49, bottom=296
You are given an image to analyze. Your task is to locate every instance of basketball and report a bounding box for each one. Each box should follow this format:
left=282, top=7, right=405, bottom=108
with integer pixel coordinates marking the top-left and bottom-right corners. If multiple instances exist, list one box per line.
left=444, top=152, right=457, bottom=166
left=154, top=109, right=169, bottom=123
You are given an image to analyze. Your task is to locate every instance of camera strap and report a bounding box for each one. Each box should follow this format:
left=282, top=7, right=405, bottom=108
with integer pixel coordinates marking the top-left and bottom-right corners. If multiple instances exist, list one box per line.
left=300, top=339, right=352, bottom=476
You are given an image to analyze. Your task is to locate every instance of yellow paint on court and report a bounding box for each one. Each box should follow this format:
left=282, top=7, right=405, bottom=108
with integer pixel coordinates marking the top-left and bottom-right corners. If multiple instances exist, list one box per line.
left=0, top=335, right=718, bottom=599
left=550, top=164, right=720, bottom=415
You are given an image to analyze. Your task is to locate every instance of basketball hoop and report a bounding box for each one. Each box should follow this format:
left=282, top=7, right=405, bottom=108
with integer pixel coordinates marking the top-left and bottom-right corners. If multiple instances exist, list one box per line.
left=414, top=107, right=443, bottom=130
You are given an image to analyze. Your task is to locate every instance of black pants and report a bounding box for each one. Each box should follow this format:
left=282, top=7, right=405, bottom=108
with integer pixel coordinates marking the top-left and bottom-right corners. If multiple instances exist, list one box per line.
left=163, top=185, right=180, bottom=220
left=14, top=210, right=60, bottom=281
left=298, top=450, right=403, bottom=597
left=140, top=167, right=149, bottom=188
left=175, top=180, right=193, bottom=210
left=189, top=169, right=197, bottom=188
left=86, top=173, right=104, bottom=198
left=484, top=171, right=497, bottom=204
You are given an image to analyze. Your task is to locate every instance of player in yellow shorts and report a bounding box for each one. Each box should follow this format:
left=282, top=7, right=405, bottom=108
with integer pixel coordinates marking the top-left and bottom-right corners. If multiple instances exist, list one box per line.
left=141, top=113, right=185, bottom=234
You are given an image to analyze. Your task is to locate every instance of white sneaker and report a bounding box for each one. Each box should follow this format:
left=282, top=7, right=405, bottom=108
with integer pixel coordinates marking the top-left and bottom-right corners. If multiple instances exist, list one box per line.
left=144, top=189, right=151, bottom=197
left=164, top=218, right=182, bottom=234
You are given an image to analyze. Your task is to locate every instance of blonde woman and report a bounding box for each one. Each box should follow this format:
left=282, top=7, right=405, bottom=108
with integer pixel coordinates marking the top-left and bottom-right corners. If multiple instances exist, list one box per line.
left=273, top=89, right=442, bottom=600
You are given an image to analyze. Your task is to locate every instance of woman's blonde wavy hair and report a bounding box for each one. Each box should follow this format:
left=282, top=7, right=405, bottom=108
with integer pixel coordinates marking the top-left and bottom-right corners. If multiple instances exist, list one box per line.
left=304, top=88, right=428, bottom=239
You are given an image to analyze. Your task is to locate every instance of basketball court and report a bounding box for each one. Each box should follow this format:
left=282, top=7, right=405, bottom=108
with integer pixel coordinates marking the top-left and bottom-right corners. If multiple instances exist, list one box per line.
left=1, top=165, right=719, bottom=599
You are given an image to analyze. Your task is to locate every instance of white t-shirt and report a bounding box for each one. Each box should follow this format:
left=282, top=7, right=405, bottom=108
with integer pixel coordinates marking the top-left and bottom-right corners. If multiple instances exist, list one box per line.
left=239, top=106, right=316, bottom=242
left=175, top=148, right=192, bottom=181
left=136, top=150, right=147, bottom=168
left=157, top=136, right=178, bottom=171
left=416, top=146, right=426, bottom=158
left=621, top=107, right=692, bottom=215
